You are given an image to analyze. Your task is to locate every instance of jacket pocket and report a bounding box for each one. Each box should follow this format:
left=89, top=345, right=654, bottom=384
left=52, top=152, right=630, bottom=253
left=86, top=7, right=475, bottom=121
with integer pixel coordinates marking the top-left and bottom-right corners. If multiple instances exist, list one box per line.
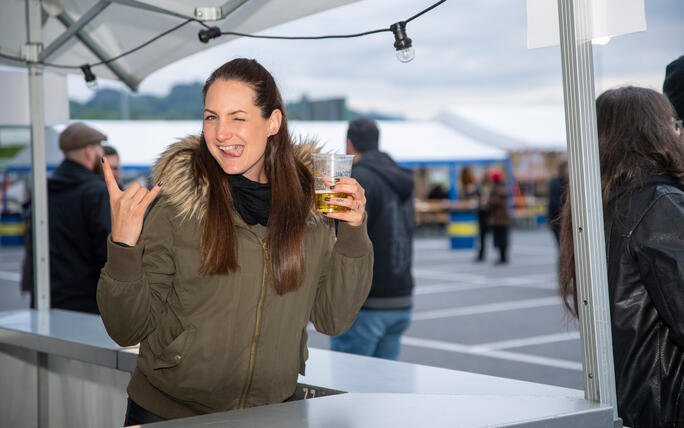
left=152, top=328, right=196, bottom=370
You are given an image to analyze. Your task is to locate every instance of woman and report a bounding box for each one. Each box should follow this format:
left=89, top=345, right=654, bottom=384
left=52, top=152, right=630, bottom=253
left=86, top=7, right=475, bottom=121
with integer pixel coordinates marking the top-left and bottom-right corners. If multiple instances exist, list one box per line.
left=97, top=58, right=373, bottom=424
left=559, top=86, right=684, bottom=428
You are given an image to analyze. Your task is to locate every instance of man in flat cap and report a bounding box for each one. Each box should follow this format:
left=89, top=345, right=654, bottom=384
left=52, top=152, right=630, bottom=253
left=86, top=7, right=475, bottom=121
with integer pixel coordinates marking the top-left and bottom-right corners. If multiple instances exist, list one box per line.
left=45, top=122, right=111, bottom=313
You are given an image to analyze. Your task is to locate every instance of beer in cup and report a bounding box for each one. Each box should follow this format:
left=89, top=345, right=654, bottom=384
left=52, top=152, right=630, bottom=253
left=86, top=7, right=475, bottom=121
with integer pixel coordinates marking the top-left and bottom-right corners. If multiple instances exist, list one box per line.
left=312, top=153, right=354, bottom=213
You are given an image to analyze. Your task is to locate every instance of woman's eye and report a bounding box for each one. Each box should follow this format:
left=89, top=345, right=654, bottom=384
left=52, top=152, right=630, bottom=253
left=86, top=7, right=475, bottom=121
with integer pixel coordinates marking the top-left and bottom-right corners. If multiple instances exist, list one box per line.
left=233, top=118, right=246, bottom=122
left=204, top=115, right=216, bottom=120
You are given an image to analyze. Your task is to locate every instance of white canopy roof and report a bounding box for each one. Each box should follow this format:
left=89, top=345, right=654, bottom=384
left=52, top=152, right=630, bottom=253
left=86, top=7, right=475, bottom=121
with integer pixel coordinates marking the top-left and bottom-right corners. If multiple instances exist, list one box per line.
left=290, top=120, right=507, bottom=165
left=1, top=0, right=358, bottom=91
left=437, top=105, right=568, bottom=152
left=7, top=119, right=507, bottom=171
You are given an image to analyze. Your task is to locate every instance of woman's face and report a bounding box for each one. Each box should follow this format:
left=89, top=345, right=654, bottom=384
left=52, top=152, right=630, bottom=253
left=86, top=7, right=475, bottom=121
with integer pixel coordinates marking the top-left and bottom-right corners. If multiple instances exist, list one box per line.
left=203, top=79, right=281, bottom=183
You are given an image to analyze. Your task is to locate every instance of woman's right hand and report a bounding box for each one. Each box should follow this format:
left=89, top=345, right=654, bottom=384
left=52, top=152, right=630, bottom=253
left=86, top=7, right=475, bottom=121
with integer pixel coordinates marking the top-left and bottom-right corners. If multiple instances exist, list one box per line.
left=103, top=157, right=162, bottom=246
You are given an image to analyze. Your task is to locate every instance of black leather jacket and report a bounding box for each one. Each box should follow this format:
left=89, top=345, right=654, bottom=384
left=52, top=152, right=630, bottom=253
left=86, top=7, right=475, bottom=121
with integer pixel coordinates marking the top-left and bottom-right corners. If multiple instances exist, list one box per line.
left=606, top=176, right=684, bottom=428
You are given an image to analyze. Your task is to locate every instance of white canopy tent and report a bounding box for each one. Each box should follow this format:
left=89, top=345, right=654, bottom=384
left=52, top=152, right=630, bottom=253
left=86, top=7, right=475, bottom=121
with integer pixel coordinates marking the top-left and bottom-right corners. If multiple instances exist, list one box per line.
left=436, top=105, right=567, bottom=152
left=7, top=119, right=507, bottom=171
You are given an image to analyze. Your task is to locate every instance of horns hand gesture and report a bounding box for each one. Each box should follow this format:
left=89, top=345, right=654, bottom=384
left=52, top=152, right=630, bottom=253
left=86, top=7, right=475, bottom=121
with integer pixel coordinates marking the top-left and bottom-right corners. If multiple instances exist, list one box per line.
left=102, top=157, right=162, bottom=246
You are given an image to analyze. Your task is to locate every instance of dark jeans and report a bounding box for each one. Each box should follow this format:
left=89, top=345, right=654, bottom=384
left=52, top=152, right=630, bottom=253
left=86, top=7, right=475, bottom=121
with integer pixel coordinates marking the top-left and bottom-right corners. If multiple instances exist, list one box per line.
left=492, top=225, right=509, bottom=262
left=124, top=398, right=166, bottom=426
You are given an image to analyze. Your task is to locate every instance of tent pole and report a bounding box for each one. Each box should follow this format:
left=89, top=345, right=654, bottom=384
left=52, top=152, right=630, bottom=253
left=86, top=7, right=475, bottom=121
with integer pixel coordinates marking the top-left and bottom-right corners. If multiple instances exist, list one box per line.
left=25, top=1, right=50, bottom=311
left=26, top=1, right=51, bottom=426
left=557, top=0, right=620, bottom=426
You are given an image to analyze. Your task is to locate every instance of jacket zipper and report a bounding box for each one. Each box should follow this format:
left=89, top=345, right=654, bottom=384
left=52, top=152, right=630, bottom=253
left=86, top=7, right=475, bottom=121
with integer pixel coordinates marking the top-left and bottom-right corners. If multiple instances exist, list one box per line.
left=239, top=238, right=269, bottom=409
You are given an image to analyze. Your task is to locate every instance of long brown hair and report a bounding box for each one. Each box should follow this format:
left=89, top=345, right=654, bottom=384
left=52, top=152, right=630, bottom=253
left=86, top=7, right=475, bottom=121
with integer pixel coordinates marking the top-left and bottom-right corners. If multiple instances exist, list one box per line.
left=559, top=86, right=684, bottom=316
left=194, top=58, right=313, bottom=295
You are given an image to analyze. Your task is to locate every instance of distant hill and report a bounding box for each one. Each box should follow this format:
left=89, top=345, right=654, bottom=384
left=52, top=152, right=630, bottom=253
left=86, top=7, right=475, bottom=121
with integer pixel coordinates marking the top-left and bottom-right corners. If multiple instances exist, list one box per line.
left=70, top=83, right=403, bottom=121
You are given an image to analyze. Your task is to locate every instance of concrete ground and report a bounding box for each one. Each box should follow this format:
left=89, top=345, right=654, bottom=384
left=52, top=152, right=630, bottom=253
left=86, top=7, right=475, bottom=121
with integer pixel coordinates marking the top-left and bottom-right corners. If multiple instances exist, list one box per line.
left=307, top=228, right=584, bottom=390
left=0, top=227, right=583, bottom=390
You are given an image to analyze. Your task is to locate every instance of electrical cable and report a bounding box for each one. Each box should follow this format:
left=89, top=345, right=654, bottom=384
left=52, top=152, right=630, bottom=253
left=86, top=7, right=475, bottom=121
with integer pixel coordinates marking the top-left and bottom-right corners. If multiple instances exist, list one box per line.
left=0, top=0, right=446, bottom=73
left=214, top=0, right=446, bottom=41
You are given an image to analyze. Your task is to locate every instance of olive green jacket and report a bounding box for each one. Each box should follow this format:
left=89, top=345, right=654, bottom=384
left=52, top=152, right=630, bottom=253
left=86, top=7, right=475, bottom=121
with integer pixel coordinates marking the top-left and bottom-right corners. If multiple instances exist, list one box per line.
left=97, top=137, right=373, bottom=419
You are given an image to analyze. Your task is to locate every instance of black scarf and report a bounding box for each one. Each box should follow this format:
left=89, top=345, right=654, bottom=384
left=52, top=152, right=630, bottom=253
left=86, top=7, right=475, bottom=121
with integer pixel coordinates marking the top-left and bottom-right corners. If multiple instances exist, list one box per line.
left=228, top=174, right=271, bottom=226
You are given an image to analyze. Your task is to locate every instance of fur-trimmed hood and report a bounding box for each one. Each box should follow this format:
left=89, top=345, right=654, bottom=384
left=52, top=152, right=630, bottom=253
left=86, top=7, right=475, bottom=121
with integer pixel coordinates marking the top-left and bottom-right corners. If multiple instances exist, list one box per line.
left=151, top=135, right=320, bottom=223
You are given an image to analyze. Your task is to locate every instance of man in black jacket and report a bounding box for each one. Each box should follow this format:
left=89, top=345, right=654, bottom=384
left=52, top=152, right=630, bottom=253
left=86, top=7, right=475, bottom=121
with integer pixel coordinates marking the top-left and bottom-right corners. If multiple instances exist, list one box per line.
left=330, top=118, right=415, bottom=360
left=47, top=123, right=110, bottom=313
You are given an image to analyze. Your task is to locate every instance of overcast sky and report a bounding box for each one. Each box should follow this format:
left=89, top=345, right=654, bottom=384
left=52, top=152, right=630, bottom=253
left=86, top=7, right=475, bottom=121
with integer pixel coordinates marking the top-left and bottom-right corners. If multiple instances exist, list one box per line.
left=67, top=0, right=684, bottom=120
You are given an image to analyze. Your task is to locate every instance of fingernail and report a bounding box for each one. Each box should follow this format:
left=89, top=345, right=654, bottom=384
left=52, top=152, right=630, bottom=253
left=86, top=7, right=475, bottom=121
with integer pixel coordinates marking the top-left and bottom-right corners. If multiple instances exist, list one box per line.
left=334, top=178, right=341, bottom=183
left=324, top=197, right=330, bottom=201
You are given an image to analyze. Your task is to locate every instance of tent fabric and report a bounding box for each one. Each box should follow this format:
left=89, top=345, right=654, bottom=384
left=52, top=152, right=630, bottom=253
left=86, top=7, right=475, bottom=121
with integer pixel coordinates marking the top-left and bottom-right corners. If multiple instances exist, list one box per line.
left=290, top=120, right=507, bottom=165
left=438, top=105, right=568, bottom=152
left=7, top=120, right=507, bottom=171
left=0, top=0, right=358, bottom=88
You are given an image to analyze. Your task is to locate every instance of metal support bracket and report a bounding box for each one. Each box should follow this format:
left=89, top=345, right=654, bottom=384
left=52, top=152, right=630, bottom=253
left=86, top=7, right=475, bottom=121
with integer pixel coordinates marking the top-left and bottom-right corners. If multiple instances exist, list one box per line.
left=21, top=43, right=42, bottom=62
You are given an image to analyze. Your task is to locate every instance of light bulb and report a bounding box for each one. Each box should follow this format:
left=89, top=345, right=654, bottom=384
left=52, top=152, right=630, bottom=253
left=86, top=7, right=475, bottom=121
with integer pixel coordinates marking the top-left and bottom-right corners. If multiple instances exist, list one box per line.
left=390, top=21, right=414, bottom=64
left=81, top=64, right=98, bottom=90
left=396, top=47, right=415, bottom=63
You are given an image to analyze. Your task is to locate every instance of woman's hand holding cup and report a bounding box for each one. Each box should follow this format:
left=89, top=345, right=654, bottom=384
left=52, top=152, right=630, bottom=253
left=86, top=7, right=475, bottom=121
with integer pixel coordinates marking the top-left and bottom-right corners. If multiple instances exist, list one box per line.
left=322, top=177, right=366, bottom=227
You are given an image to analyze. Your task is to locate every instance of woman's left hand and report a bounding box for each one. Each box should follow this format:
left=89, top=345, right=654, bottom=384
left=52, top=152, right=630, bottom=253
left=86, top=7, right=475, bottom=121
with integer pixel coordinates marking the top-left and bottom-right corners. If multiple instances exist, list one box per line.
left=323, top=177, right=366, bottom=226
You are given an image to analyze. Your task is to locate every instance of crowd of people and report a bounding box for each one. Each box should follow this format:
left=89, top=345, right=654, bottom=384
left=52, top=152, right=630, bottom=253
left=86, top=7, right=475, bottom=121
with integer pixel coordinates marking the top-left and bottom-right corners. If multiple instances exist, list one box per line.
left=13, top=54, right=684, bottom=427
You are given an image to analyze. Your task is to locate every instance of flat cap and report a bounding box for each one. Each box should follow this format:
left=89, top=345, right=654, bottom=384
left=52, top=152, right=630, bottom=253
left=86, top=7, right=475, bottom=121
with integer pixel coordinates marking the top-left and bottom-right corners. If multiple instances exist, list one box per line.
left=58, top=122, right=107, bottom=152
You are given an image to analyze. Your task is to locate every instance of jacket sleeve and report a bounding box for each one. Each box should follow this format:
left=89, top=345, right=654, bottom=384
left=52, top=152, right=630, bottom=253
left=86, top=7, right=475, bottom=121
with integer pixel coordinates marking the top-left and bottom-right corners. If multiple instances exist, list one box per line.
left=632, top=192, right=684, bottom=346
left=96, top=200, right=175, bottom=347
left=310, top=216, right=373, bottom=336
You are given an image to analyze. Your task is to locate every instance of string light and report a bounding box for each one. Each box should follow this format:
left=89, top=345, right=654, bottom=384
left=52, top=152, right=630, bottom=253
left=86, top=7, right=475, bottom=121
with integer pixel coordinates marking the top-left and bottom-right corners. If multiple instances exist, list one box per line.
left=80, top=64, right=98, bottom=89
left=390, top=22, right=414, bottom=63
left=0, top=0, right=446, bottom=79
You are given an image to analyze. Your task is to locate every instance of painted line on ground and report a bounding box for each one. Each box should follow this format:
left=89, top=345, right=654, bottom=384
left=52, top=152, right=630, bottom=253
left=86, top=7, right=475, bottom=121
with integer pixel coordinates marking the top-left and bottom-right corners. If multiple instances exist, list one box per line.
left=401, top=336, right=582, bottom=371
left=472, top=331, right=581, bottom=351
left=411, top=296, right=561, bottom=320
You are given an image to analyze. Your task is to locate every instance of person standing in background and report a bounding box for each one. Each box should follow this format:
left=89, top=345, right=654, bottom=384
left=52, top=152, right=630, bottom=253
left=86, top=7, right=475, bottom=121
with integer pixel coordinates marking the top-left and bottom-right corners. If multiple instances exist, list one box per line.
left=35, top=123, right=110, bottom=313
left=548, top=159, right=569, bottom=245
left=663, top=55, right=683, bottom=121
left=559, top=86, right=684, bottom=428
left=475, top=170, right=492, bottom=262
left=102, top=145, right=121, bottom=187
left=488, top=169, right=510, bottom=265
left=330, top=118, right=415, bottom=360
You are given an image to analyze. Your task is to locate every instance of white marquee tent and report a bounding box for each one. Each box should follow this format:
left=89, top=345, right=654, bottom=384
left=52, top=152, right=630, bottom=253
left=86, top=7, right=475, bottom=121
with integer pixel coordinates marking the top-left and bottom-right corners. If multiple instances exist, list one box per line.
left=7, top=119, right=507, bottom=172
left=437, top=105, right=567, bottom=152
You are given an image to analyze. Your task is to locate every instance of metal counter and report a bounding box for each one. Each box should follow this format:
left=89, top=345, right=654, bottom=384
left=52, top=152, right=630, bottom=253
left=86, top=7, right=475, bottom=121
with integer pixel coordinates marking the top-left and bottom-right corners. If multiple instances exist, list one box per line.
left=0, top=309, right=612, bottom=427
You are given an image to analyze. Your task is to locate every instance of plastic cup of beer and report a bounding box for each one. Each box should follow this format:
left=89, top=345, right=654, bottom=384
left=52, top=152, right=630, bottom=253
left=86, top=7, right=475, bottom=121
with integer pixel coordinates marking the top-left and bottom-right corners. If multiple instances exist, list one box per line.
left=312, top=153, right=354, bottom=213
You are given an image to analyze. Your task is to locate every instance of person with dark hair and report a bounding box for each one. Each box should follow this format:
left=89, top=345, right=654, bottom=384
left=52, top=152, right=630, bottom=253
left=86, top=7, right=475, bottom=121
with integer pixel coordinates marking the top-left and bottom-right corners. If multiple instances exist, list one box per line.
left=487, top=169, right=510, bottom=265
left=559, top=86, right=684, bottom=428
left=547, top=159, right=568, bottom=245
left=664, top=55, right=684, bottom=121
left=330, top=117, right=415, bottom=360
left=102, top=145, right=121, bottom=186
left=97, top=58, right=373, bottom=424
left=21, top=123, right=111, bottom=312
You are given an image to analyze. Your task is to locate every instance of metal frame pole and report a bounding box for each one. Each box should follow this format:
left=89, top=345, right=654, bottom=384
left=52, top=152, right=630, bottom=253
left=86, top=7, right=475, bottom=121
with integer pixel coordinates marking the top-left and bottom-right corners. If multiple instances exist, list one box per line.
left=25, top=0, right=50, bottom=310
left=26, top=2, right=51, bottom=425
left=557, top=0, right=619, bottom=425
